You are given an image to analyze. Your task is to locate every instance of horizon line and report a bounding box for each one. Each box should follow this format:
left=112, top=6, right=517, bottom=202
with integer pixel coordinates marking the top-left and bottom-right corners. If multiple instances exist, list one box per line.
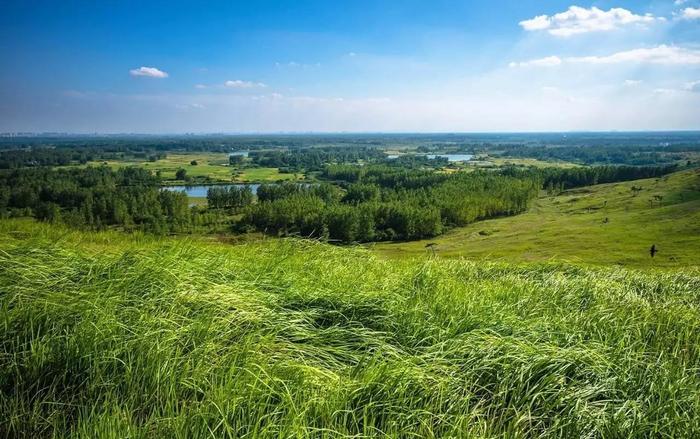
left=3, top=129, right=700, bottom=137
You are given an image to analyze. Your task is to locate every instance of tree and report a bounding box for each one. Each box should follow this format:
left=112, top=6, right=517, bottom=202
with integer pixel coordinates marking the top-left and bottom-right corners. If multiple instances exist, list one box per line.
left=175, top=168, right=188, bottom=180
left=190, top=160, right=198, bottom=166
left=229, top=155, right=245, bottom=165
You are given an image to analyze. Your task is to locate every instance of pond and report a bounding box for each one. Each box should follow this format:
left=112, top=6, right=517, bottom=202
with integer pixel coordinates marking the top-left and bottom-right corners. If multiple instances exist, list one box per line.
left=162, top=184, right=261, bottom=198
left=229, top=151, right=249, bottom=157
left=425, top=154, right=473, bottom=162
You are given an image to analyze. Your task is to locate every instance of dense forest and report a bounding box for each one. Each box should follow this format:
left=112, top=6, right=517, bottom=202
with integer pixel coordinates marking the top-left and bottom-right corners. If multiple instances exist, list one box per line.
left=0, top=147, right=167, bottom=169
left=0, top=167, right=211, bottom=233
left=496, top=144, right=699, bottom=166
left=249, top=146, right=386, bottom=171
left=503, top=164, right=680, bottom=193
left=206, top=186, right=254, bottom=209
left=239, top=171, right=539, bottom=242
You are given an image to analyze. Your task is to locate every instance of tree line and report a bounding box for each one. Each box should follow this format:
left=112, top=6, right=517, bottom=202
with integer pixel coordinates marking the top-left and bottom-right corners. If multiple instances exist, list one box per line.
left=206, top=186, right=254, bottom=209
left=237, top=169, right=540, bottom=243
left=0, top=166, right=197, bottom=233
left=0, top=147, right=167, bottom=169
left=496, top=144, right=698, bottom=166
left=502, top=164, right=680, bottom=192
left=249, top=147, right=386, bottom=171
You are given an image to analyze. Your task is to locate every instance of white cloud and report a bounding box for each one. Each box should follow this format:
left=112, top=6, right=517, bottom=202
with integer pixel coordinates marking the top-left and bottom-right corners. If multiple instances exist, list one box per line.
left=175, top=103, right=206, bottom=110
left=675, top=0, right=688, bottom=5
left=653, top=88, right=681, bottom=96
left=624, top=79, right=643, bottom=86
left=685, top=80, right=700, bottom=92
left=509, top=56, right=562, bottom=68
left=194, top=84, right=207, bottom=89
left=511, top=45, right=700, bottom=67
left=224, top=80, right=266, bottom=88
left=569, top=45, right=700, bottom=65
left=682, top=7, right=700, bottom=19
left=129, top=67, right=168, bottom=78
left=520, top=15, right=551, bottom=31
left=520, top=6, right=661, bottom=37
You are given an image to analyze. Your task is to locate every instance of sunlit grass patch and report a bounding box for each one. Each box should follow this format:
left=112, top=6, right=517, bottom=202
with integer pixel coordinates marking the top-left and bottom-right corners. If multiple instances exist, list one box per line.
left=1, top=220, right=699, bottom=437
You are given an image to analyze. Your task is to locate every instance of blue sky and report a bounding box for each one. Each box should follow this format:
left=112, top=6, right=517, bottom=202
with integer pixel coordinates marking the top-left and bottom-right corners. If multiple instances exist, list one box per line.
left=1, top=0, right=699, bottom=132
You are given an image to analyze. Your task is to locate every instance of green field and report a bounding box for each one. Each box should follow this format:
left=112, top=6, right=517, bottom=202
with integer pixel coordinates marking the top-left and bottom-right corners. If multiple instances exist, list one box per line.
left=69, top=153, right=301, bottom=183
left=375, top=168, right=700, bottom=268
left=476, top=156, right=581, bottom=169
left=236, top=166, right=304, bottom=183
left=1, top=219, right=700, bottom=437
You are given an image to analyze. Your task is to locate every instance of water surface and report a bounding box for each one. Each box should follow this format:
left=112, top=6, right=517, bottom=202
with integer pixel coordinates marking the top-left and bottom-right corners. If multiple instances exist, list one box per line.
left=163, top=184, right=260, bottom=198
left=425, top=154, right=473, bottom=162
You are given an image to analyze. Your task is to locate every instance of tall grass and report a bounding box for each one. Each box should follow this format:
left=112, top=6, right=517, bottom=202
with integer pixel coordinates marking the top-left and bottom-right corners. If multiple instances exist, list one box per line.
left=1, top=220, right=700, bottom=438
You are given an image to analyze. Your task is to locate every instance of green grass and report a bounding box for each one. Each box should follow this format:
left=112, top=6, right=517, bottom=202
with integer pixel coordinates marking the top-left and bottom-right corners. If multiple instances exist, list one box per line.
left=64, top=153, right=302, bottom=183
left=1, top=219, right=700, bottom=437
left=478, top=157, right=581, bottom=169
left=375, top=168, right=700, bottom=268
left=236, top=167, right=303, bottom=183
left=71, top=153, right=234, bottom=181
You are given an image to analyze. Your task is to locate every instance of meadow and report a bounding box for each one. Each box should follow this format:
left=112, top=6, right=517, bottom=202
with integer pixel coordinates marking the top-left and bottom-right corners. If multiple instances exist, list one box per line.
left=1, top=135, right=699, bottom=438
left=1, top=219, right=700, bottom=438
left=375, top=168, right=700, bottom=268
left=67, top=152, right=301, bottom=183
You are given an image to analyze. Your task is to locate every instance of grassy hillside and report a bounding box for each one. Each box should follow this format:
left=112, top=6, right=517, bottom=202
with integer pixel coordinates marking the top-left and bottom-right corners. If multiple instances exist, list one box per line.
left=1, top=220, right=700, bottom=437
left=375, top=168, right=700, bottom=268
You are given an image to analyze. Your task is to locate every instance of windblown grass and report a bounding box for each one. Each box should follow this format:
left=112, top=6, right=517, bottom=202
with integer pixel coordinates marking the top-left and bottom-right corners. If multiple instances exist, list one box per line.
left=1, top=220, right=700, bottom=437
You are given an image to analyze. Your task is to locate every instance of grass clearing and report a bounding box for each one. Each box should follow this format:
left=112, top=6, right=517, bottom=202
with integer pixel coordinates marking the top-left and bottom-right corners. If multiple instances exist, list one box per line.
left=479, top=157, right=582, bottom=169
left=375, top=168, right=700, bottom=268
left=63, top=153, right=302, bottom=183
left=1, top=219, right=700, bottom=437
left=236, top=167, right=303, bottom=182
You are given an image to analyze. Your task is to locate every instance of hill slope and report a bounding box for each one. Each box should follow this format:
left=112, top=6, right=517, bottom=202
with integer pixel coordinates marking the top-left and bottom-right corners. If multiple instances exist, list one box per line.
left=375, top=168, right=700, bottom=267
left=1, top=221, right=700, bottom=437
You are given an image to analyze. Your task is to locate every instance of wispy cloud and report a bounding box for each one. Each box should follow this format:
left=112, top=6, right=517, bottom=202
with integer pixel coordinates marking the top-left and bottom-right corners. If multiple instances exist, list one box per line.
left=509, top=56, right=562, bottom=68
left=129, top=67, right=169, bottom=78
left=175, top=103, right=206, bottom=110
left=275, top=61, right=321, bottom=69
left=511, top=45, right=700, bottom=67
left=224, top=80, right=266, bottom=88
left=520, top=6, right=661, bottom=37
left=569, top=46, right=700, bottom=65
left=685, top=80, right=700, bottom=92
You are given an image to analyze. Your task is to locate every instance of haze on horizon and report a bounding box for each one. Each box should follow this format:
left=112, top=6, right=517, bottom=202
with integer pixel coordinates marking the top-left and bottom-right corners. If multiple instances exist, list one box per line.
left=1, top=0, right=699, bottom=134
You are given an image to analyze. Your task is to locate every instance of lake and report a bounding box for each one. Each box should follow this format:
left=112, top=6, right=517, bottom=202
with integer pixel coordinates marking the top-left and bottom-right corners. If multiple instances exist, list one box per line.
left=425, top=154, right=473, bottom=162
left=162, top=184, right=261, bottom=198
left=386, top=153, right=473, bottom=162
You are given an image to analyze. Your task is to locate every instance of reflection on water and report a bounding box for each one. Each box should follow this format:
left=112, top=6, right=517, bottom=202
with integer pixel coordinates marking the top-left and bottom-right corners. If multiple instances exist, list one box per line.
left=162, top=184, right=260, bottom=198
